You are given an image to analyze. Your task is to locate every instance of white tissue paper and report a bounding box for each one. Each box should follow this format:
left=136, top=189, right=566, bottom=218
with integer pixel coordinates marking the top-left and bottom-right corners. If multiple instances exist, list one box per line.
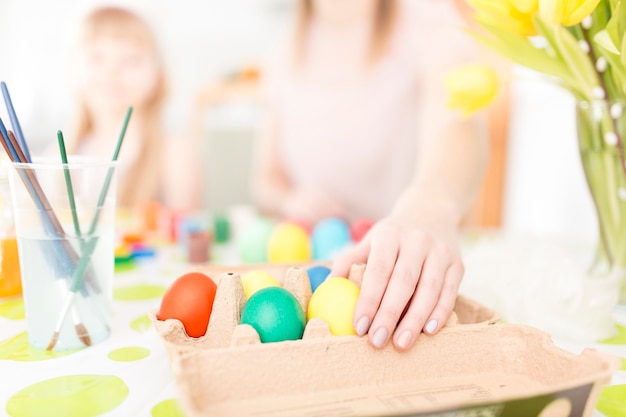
left=460, top=234, right=621, bottom=343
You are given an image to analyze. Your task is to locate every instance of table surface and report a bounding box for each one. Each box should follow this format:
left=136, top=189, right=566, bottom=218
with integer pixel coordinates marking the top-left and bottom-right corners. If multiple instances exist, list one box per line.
left=0, top=239, right=625, bottom=417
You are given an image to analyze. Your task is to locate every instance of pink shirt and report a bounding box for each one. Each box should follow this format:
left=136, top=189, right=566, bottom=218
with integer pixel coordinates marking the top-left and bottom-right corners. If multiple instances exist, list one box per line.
left=263, top=0, right=474, bottom=220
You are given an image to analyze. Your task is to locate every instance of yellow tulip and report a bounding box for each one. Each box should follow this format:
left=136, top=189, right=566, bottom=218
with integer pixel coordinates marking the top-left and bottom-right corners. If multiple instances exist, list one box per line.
left=539, top=0, right=602, bottom=26
left=445, top=64, right=499, bottom=118
left=468, top=0, right=539, bottom=36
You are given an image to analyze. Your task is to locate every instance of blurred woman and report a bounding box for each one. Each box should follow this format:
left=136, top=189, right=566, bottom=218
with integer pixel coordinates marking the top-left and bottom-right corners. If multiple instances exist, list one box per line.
left=253, top=0, right=488, bottom=350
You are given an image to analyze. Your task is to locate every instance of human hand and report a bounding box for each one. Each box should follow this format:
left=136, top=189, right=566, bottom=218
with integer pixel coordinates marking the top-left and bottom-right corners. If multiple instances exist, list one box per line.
left=330, top=216, right=463, bottom=350
left=280, top=187, right=347, bottom=225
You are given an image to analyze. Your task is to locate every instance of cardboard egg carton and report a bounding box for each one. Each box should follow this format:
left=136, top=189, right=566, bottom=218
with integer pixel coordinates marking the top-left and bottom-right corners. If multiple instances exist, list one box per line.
left=153, top=264, right=618, bottom=417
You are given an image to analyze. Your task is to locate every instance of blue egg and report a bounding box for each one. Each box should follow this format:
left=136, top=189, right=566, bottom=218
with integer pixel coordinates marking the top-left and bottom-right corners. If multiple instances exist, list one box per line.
left=307, top=265, right=331, bottom=292
left=311, top=218, right=352, bottom=261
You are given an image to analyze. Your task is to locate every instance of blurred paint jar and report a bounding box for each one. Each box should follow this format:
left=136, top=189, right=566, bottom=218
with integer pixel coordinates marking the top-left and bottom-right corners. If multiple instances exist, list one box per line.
left=0, top=166, right=21, bottom=297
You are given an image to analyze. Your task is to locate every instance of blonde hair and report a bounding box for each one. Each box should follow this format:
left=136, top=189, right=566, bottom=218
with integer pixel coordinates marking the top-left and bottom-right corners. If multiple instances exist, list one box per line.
left=294, top=0, right=398, bottom=65
left=71, top=7, right=167, bottom=208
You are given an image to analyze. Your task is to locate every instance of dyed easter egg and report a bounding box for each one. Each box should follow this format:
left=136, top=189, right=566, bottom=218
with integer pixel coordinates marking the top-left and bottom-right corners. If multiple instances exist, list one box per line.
left=157, top=272, right=217, bottom=338
left=241, top=287, right=306, bottom=343
left=241, top=270, right=280, bottom=299
left=267, top=222, right=311, bottom=263
left=306, top=265, right=331, bottom=292
left=351, top=218, right=375, bottom=242
left=307, top=277, right=359, bottom=336
left=238, top=218, right=274, bottom=264
left=311, top=218, right=352, bottom=260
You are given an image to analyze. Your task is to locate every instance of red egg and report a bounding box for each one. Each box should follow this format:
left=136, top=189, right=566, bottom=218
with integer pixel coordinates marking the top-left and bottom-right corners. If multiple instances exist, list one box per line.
left=157, top=272, right=217, bottom=338
left=351, top=218, right=375, bottom=242
left=283, top=218, right=313, bottom=235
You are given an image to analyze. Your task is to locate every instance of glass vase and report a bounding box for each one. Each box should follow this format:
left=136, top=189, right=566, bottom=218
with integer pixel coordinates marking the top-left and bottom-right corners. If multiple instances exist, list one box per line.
left=576, top=99, right=626, bottom=308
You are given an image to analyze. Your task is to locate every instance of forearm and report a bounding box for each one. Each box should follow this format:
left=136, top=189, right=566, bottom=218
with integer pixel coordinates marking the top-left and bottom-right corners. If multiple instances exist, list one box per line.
left=391, top=116, right=488, bottom=229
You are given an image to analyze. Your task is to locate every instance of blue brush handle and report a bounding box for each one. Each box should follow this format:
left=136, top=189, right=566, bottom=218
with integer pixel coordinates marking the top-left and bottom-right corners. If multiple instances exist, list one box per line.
left=1, top=82, right=31, bottom=162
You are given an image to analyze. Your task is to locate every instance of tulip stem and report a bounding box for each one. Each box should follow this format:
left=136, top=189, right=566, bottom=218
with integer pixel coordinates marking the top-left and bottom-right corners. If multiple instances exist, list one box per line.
left=579, top=25, right=626, bottom=177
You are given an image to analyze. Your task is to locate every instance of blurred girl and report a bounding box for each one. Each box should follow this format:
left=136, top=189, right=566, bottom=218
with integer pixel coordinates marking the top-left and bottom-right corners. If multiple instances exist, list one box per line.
left=70, top=6, right=201, bottom=210
left=254, top=0, right=488, bottom=350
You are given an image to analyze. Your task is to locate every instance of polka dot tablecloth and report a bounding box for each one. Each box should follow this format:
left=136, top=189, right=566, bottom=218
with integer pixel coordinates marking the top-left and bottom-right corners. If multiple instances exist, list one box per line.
left=0, top=244, right=625, bottom=417
left=0, top=248, right=188, bottom=417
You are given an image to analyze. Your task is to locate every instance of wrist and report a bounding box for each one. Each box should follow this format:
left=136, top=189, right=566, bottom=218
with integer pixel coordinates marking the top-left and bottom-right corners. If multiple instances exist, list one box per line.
left=389, top=184, right=462, bottom=230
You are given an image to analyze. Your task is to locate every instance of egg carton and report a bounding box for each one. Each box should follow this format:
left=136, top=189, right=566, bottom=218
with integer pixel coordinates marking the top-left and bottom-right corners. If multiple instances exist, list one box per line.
left=152, top=264, right=618, bottom=417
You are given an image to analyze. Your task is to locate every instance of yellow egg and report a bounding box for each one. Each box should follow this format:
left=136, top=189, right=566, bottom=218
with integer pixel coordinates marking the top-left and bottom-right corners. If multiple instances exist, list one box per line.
left=307, top=277, right=360, bottom=336
left=241, top=270, right=280, bottom=299
left=267, top=222, right=311, bottom=263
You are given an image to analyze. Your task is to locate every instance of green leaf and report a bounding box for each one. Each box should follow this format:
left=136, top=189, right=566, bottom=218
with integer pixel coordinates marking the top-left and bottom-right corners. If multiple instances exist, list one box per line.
left=553, top=23, right=599, bottom=97
left=468, top=24, right=579, bottom=91
left=593, top=0, right=613, bottom=31
left=622, top=31, right=626, bottom=65
left=595, top=29, right=621, bottom=54
left=595, top=41, right=626, bottom=94
left=606, top=0, right=626, bottom=46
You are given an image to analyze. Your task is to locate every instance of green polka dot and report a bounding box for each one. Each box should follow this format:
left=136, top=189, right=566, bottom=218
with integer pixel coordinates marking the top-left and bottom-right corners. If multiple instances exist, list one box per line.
left=151, top=399, right=187, bottom=417
left=600, top=324, right=626, bottom=345
left=0, top=332, right=78, bottom=362
left=114, top=284, right=166, bottom=301
left=597, top=384, right=626, bottom=417
left=130, top=314, right=153, bottom=333
left=0, top=298, right=25, bottom=320
left=6, top=374, right=128, bottom=417
left=108, top=346, right=150, bottom=362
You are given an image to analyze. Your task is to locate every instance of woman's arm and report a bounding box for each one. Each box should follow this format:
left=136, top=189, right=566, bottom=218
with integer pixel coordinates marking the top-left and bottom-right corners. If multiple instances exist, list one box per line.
left=332, top=79, right=488, bottom=351
left=331, top=9, right=489, bottom=350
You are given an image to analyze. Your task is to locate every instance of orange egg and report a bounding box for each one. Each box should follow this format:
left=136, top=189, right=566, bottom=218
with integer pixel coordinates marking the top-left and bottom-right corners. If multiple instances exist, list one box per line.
left=157, top=272, right=217, bottom=338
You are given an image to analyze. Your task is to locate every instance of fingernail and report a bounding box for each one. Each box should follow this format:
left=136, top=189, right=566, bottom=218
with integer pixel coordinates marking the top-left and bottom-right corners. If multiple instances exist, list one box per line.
left=425, top=319, right=438, bottom=334
left=397, top=330, right=413, bottom=349
left=355, top=316, right=370, bottom=336
left=372, top=328, right=388, bottom=348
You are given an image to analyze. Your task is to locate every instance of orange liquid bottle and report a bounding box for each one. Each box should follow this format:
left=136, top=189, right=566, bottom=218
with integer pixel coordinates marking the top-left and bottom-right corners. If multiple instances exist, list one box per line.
left=0, top=237, right=21, bottom=297
left=0, top=170, right=21, bottom=298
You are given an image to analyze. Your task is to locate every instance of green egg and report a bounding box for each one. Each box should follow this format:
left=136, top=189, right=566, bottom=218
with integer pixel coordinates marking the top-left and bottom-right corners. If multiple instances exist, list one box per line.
left=240, top=287, right=305, bottom=343
left=238, top=218, right=274, bottom=264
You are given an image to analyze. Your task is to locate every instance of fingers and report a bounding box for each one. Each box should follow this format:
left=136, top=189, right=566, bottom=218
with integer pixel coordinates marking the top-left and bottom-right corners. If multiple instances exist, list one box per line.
left=366, top=234, right=427, bottom=348
left=422, top=259, right=463, bottom=334
left=351, top=223, right=463, bottom=351
left=351, top=226, right=400, bottom=338
left=330, top=237, right=370, bottom=279
left=390, top=244, right=452, bottom=350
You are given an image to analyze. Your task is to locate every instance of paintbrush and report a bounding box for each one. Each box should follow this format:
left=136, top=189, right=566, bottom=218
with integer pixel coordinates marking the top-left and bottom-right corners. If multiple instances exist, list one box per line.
left=46, top=107, right=132, bottom=351
left=0, top=126, right=95, bottom=347
left=0, top=119, right=100, bottom=296
left=1, top=82, right=31, bottom=162
left=55, top=130, right=92, bottom=347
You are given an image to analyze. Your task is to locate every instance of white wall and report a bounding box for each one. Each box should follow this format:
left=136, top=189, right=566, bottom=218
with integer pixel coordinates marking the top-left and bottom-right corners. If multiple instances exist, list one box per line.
left=0, top=2, right=600, bottom=242
left=0, top=0, right=295, bottom=151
